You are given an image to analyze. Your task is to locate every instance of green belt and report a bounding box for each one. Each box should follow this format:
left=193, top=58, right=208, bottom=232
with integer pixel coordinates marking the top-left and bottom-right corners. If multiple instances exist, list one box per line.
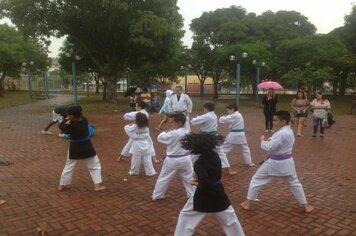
left=207, top=130, right=217, bottom=136
left=230, top=128, right=244, bottom=132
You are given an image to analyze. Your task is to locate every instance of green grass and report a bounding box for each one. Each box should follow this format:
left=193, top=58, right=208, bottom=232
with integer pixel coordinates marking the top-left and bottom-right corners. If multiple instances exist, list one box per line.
left=0, top=91, right=33, bottom=109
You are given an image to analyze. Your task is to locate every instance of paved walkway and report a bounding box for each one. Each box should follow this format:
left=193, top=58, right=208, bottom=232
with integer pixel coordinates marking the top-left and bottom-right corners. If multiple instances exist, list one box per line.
left=0, top=95, right=355, bottom=235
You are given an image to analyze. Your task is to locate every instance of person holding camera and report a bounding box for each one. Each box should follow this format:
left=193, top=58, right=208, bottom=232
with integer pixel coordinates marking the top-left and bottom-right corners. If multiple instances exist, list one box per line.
left=291, top=90, right=309, bottom=137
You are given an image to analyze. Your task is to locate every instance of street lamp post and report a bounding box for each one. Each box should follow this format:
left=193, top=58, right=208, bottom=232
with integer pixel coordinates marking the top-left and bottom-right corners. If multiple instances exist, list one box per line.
left=230, top=52, right=247, bottom=106
left=22, top=61, right=34, bottom=99
left=66, top=51, right=80, bottom=105
left=253, top=60, right=265, bottom=103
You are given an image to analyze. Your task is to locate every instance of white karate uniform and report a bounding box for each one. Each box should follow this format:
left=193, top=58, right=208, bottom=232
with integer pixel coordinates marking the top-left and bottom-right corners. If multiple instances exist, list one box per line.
left=152, top=127, right=195, bottom=199
left=174, top=194, right=245, bottom=236
left=167, top=94, right=193, bottom=131
left=59, top=155, right=102, bottom=186
left=120, top=110, right=156, bottom=157
left=246, top=125, right=307, bottom=204
left=191, top=112, right=231, bottom=168
left=124, top=124, right=156, bottom=176
left=219, top=111, right=252, bottom=165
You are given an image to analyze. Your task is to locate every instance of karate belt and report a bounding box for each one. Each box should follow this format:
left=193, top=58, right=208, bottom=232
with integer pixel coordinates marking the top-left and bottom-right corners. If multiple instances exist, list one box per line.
left=207, top=130, right=217, bottom=136
left=212, top=179, right=222, bottom=186
left=167, top=152, right=190, bottom=158
left=133, top=137, right=147, bottom=141
left=230, top=128, right=244, bottom=132
left=70, top=135, right=91, bottom=143
left=268, top=154, right=292, bottom=161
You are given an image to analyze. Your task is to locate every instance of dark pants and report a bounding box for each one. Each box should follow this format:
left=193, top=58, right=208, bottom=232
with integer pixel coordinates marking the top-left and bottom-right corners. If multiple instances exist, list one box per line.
left=263, top=110, right=274, bottom=130
left=313, top=117, right=325, bottom=135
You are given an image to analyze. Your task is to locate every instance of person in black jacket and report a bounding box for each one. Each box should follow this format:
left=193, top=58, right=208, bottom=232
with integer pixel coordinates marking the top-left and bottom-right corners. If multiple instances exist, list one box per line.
left=262, top=88, right=277, bottom=132
left=174, top=133, right=244, bottom=236
left=57, top=105, right=106, bottom=192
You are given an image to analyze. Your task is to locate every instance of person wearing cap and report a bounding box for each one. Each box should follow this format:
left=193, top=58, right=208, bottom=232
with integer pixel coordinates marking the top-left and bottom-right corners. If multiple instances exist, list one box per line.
left=57, top=105, right=106, bottom=192
left=152, top=114, right=195, bottom=200
left=41, top=105, right=68, bottom=136
left=167, top=85, right=193, bottom=132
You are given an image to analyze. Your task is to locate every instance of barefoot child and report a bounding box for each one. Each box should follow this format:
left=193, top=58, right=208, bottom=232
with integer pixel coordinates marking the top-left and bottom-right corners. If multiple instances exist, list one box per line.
left=58, top=105, right=106, bottom=192
left=124, top=113, right=156, bottom=176
left=218, top=103, right=255, bottom=167
left=117, top=101, right=158, bottom=163
left=191, top=102, right=237, bottom=175
left=240, top=110, right=313, bottom=213
left=174, top=133, right=245, bottom=236
left=152, top=114, right=195, bottom=200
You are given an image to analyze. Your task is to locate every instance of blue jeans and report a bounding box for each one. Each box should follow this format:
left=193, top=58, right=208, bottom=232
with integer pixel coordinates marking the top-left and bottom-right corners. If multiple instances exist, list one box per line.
left=313, top=117, right=324, bottom=135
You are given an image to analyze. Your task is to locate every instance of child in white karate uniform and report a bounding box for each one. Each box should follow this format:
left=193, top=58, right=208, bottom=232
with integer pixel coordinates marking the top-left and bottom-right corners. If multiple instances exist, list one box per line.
left=191, top=102, right=237, bottom=175
left=124, top=112, right=156, bottom=176
left=117, top=101, right=159, bottom=163
left=152, top=114, right=195, bottom=200
left=174, top=133, right=245, bottom=236
left=240, top=110, right=313, bottom=213
left=219, top=103, right=255, bottom=167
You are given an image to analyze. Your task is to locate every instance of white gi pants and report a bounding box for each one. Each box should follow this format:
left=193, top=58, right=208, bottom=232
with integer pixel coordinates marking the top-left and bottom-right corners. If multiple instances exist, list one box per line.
left=215, top=145, right=231, bottom=168
left=129, top=153, right=156, bottom=176
left=152, top=156, right=194, bottom=199
left=59, top=155, right=102, bottom=185
left=223, top=142, right=252, bottom=165
left=120, top=139, right=132, bottom=157
left=247, top=162, right=307, bottom=204
left=174, top=195, right=245, bottom=236
left=184, top=114, right=191, bottom=132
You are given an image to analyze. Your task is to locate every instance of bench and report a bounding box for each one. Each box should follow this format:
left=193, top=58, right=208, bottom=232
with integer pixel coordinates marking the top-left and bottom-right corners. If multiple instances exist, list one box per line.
left=32, top=91, right=50, bottom=100
left=351, top=99, right=356, bottom=114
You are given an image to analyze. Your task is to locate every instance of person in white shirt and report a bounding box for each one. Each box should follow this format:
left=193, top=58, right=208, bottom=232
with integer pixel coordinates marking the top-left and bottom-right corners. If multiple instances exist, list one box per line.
left=240, top=110, right=314, bottom=213
left=152, top=114, right=195, bottom=200
left=117, top=101, right=159, bottom=163
left=168, top=85, right=193, bottom=132
left=310, top=91, right=331, bottom=137
left=124, top=113, right=156, bottom=176
left=191, top=102, right=237, bottom=175
left=219, top=103, right=255, bottom=167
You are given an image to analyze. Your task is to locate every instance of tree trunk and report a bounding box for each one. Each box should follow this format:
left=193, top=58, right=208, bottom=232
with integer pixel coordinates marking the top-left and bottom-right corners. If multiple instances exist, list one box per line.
left=199, top=80, right=204, bottom=97
left=0, top=72, right=7, bottom=97
left=102, top=80, right=107, bottom=101
left=104, top=75, right=118, bottom=103
left=338, top=74, right=347, bottom=96
left=332, top=80, right=338, bottom=97
left=95, top=79, right=100, bottom=94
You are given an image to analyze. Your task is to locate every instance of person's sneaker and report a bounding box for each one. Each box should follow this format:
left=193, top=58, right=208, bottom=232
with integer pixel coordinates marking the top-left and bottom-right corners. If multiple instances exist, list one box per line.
left=270, top=130, right=274, bottom=133
left=264, top=129, right=269, bottom=133
left=41, top=130, right=53, bottom=135
left=58, top=133, right=65, bottom=137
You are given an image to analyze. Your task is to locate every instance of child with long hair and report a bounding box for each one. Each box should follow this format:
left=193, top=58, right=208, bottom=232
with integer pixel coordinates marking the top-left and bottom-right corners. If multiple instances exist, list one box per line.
left=174, top=133, right=245, bottom=236
left=124, top=112, right=156, bottom=176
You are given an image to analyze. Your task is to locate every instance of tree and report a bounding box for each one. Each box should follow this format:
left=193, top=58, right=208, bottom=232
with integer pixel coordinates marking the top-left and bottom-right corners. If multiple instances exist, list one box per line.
left=0, top=23, right=47, bottom=96
left=1, top=0, right=184, bottom=103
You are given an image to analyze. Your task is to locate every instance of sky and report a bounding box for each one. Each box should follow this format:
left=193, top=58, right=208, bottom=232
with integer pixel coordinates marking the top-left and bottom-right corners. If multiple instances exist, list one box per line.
left=1, top=0, right=355, bottom=57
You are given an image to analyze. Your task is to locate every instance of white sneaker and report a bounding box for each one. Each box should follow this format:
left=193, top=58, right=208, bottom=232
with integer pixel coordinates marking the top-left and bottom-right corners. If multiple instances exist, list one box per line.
left=41, top=130, right=53, bottom=135
left=58, top=133, right=65, bottom=137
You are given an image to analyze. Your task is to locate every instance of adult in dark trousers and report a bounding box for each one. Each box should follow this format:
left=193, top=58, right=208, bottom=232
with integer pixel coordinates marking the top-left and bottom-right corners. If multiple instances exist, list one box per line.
left=262, top=88, right=277, bottom=132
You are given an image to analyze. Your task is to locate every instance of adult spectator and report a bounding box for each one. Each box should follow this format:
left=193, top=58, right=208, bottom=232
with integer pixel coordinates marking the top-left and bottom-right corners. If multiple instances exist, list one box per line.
left=310, top=91, right=331, bottom=137
left=168, top=85, right=193, bottom=131
left=291, top=90, right=309, bottom=136
left=140, top=88, right=151, bottom=112
left=262, top=88, right=277, bottom=132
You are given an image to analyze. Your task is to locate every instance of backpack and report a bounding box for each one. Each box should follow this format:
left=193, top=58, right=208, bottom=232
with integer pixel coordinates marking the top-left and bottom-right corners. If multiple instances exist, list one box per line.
left=327, top=113, right=335, bottom=127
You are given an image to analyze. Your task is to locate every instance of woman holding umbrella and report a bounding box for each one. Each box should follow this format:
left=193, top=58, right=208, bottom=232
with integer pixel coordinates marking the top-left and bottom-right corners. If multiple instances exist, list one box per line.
left=262, top=88, right=278, bottom=132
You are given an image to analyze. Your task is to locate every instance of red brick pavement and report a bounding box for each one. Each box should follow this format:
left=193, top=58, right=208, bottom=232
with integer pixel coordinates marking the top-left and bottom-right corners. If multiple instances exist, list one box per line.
left=0, top=95, right=355, bottom=235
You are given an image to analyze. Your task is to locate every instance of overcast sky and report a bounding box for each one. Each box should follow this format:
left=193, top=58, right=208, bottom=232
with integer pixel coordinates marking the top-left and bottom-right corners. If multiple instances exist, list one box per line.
left=1, top=0, right=355, bottom=57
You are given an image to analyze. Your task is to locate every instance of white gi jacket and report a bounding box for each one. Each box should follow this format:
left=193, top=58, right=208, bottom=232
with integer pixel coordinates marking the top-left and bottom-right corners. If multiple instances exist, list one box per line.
left=123, top=109, right=149, bottom=120
left=219, top=111, right=247, bottom=144
left=167, top=94, right=193, bottom=114
left=191, top=112, right=217, bottom=132
left=124, top=124, right=153, bottom=156
left=261, top=125, right=297, bottom=176
left=157, top=127, right=189, bottom=156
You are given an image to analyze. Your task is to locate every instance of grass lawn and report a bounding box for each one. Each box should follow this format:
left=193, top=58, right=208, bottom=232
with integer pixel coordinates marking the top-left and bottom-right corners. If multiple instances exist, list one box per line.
left=0, top=91, right=33, bottom=109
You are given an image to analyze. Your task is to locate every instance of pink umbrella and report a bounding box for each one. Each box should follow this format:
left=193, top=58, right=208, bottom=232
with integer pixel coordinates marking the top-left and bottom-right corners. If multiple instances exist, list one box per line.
left=257, top=81, right=283, bottom=90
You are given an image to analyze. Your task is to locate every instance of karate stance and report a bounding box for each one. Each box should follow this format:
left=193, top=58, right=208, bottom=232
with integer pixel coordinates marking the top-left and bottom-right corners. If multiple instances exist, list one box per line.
left=191, top=102, right=237, bottom=175
left=219, top=103, right=255, bottom=167
left=58, top=105, right=106, bottom=192
left=124, top=113, right=156, bottom=176
left=117, top=101, right=159, bottom=163
left=156, top=89, right=174, bottom=131
left=174, top=133, right=245, bottom=236
left=152, top=114, right=194, bottom=200
left=167, top=85, right=193, bottom=132
left=240, top=110, right=314, bottom=213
